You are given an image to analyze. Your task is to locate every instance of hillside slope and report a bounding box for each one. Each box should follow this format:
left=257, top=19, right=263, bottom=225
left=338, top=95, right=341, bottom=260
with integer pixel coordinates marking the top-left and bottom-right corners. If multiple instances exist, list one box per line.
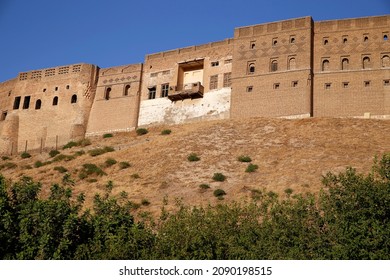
left=1, top=117, right=389, bottom=216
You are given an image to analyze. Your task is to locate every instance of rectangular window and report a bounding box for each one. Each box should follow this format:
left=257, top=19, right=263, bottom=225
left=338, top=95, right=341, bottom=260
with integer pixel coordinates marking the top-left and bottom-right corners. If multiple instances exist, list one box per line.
left=13, top=96, right=21, bottom=110
left=161, top=83, right=169, bottom=97
left=246, top=86, right=253, bottom=92
left=223, top=72, right=232, bottom=87
left=325, top=83, right=332, bottom=89
left=23, top=96, right=31, bottom=109
left=292, top=81, right=298, bottom=87
left=211, top=61, right=219, bottom=67
left=148, top=87, right=156, bottom=99
left=210, top=75, right=218, bottom=90
left=224, top=59, right=232, bottom=64
left=384, top=80, right=390, bottom=86
left=273, top=83, right=280, bottom=89
left=364, top=81, right=371, bottom=87
left=250, top=41, right=256, bottom=49
left=343, top=82, right=349, bottom=88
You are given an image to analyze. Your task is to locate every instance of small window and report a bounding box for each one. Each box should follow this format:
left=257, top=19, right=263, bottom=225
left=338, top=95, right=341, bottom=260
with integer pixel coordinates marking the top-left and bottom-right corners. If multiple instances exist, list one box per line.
left=35, top=99, right=42, bottom=110
left=23, top=96, right=31, bottom=109
left=363, top=56, right=371, bottom=69
left=148, top=86, right=156, bottom=99
left=384, top=34, right=389, bottom=41
left=272, top=38, right=278, bottom=46
left=288, top=57, right=296, bottom=70
left=55, top=87, right=58, bottom=91
left=209, top=75, right=218, bottom=90
left=290, top=36, right=296, bottom=44
left=364, top=35, right=369, bottom=42
left=250, top=41, right=256, bottom=49
left=341, top=58, right=349, bottom=70
left=1, top=112, right=7, bottom=121
left=211, top=61, right=219, bottom=67
left=382, top=55, right=390, bottom=67
left=66, top=85, right=70, bottom=89
left=124, top=84, right=130, bottom=96
left=223, top=72, right=232, bottom=88
left=13, top=96, right=21, bottom=110
left=71, top=94, right=77, bottom=104
left=270, top=60, right=278, bottom=72
left=52, top=96, right=58, bottom=106
left=248, top=62, right=256, bottom=74
left=8, top=91, right=11, bottom=96
left=43, top=88, right=46, bottom=92
left=364, top=81, right=371, bottom=87
left=325, top=83, right=332, bottom=90
left=224, top=59, right=232, bottom=64
left=292, top=81, right=298, bottom=87
left=323, top=38, right=329, bottom=45
left=322, top=59, right=330, bottom=71
left=273, top=83, right=280, bottom=89
left=384, top=80, right=390, bottom=86
left=105, top=87, right=111, bottom=100
left=161, top=83, right=169, bottom=97
left=343, top=82, right=349, bottom=88
left=246, top=86, right=253, bottom=92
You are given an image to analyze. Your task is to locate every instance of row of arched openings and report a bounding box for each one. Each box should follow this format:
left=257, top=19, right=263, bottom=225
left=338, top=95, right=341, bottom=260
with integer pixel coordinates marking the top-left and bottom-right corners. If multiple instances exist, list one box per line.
left=34, top=95, right=77, bottom=110
left=248, top=57, right=296, bottom=74
left=104, top=84, right=131, bottom=100
left=322, top=55, right=390, bottom=71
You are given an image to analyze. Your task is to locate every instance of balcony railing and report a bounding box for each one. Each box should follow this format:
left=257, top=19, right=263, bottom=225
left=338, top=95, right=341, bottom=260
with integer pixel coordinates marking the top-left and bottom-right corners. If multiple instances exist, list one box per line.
left=167, top=82, right=204, bottom=101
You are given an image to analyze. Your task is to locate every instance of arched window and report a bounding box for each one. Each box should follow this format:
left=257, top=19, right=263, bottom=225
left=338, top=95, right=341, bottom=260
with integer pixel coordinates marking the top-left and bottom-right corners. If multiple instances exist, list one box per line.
left=322, top=59, right=329, bottom=71
left=384, top=35, right=388, bottom=41
left=363, top=56, right=371, bottom=69
left=35, top=99, right=41, bottom=110
left=52, top=96, right=58, bottom=106
left=71, top=94, right=77, bottom=104
left=341, top=58, right=349, bottom=70
left=124, top=84, right=130, bottom=96
left=105, top=87, right=111, bottom=100
left=270, top=60, right=278, bottom=72
left=248, top=63, right=255, bottom=74
left=382, top=55, right=390, bottom=67
left=288, top=57, right=296, bottom=70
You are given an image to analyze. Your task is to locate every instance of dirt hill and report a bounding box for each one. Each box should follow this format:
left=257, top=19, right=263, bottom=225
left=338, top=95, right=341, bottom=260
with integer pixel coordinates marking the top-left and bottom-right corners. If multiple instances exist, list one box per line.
left=1, top=117, right=389, bottom=217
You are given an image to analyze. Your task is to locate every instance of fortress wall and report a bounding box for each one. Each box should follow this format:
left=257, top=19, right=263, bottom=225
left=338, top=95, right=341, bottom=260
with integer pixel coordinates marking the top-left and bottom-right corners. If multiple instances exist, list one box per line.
left=231, top=17, right=313, bottom=118
left=138, top=87, right=231, bottom=127
left=86, top=64, right=142, bottom=136
left=313, top=15, right=390, bottom=117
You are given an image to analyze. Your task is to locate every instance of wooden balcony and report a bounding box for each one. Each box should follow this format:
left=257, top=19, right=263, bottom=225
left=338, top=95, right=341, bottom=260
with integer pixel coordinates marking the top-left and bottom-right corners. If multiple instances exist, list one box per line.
left=167, top=82, right=204, bottom=101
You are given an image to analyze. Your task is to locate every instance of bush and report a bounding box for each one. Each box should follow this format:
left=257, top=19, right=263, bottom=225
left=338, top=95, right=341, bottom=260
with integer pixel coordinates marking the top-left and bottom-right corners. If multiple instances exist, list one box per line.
left=161, top=129, right=171, bottom=135
left=1, top=156, right=11, bottom=161
left=54, top=166, right=68, bottom=173
left=131, top=173, right=140, bottom=179
left=63, top=141, right=78, bottom=149
left=20, top=152, right=31, bottom=159
left=88, top=146, right=115, bottom=157
left=104, top=158, right=117, bottom=167
left=284, top=188, right=293, bottom=196
left=34, top=161, right=44, bottom=168
left=79, top=163, right=106, bottom=178
left=103, top=133, right=113, bottom=139
left=78, top=139, right=91, bottom=147
left=0, top=162, right=17, bottom=170
left=136, top=128, right=148, bottom=135
left=199, top=184, right=210, bottom=189
left=213, top=189, right=226, bottom=197
left=52, top=154, right=75, bottom=162
left=141, top=199, right=150, bottom=206
left=74, top=150, right=85, bottom=157
left=245, top=163, right=258, bottom=173
left=49, top=150, right=60, bottom=158
left=119, top=161, right=131, bottom=169
left=187, top=153, right=200, bottom=162
left=238, top=155, right=252, bottom=162
left=212, top=173, right=226, bottom=182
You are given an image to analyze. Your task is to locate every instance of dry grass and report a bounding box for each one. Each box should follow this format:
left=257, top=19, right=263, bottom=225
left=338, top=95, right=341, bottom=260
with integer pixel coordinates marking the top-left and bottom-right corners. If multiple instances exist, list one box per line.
left=1, top=117, right=390, bottom=217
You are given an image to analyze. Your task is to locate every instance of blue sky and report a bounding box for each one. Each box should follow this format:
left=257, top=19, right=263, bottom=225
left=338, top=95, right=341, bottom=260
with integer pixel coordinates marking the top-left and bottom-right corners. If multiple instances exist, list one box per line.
left=0, top=0, right=389, bottom=82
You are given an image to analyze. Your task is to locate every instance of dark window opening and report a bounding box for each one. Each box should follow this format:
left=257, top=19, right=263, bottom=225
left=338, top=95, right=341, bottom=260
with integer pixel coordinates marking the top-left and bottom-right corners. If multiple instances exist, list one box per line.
left=35, top=99, right=42, bottom=110
left=384, top=35, right=388, bottom=41
left=71, top=94, right=77, bottom=103
left=148, top=86, right=156, bottom=99
left=364, top=36, right=369, bottom=42
left=66, top=85, right=70, bottom=89
left=364, top=81, right=371, bottom=87
left=250, top=41, right=256, bottom=49
left=246, top=86, right=253, bottom=92
left=43, top=88, right=46, bottom=92
left=1, top=111, right=7, bottom=121
left=272, top=39, right=278, bottom=46
left=325, top=83, right=332, bottom=89
left=13, top=96, right=21, bottom=110
left=23, top=96, right=31, bottom=109
left=124, top=84, right=130, bottom=96
left=248, top=63, right=256, bottom=74
left=211, top=61, right=219, bottom=67
left=161, top=83, right=169, bottom=97
left=105, top=87, right=111, bottom=100
left=292, top=81, right=298, bottom=87
left=323, top=39, right=329, bottom=45
left=273, top=83, right=280, bottom=89
left=53, top=96, right=58, bottom=106
left=290, top=36, right=296, bottom=44
left=55, top=87, right=58, bottom=91
left=343, top=82, right=349, bottom=88
left=384, top=80, right=390, bottom=86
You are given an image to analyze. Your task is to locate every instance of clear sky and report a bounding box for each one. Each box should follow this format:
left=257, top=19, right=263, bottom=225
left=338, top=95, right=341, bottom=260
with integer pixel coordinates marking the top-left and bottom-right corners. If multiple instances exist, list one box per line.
left=0, top=0, right=389, bottom=82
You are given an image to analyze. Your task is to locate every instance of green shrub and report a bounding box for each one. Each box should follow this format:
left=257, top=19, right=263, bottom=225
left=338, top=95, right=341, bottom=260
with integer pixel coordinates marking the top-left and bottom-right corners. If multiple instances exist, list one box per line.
left=161, top=129, right=171, bottom=135
left=238, top=155, right=252, bottom=162
left=54, top=166, right=68, bottom=173
left=0, top=162, right=17, bottom=170
left=212, top=173, right=226, bottom=182
left=52, top=154, right=74, bottom=162
left=199, top=184, right=210, bottom=189
left=187, top=153, right=200, bottom=162
left=49, top=150, right=60, bottom=158
left=74, top=150, right=85, bottom=157
left=213, top=189, right=227, bottom=197
left=245, top=163, right=259, bottom=173
left=63, top=141, right=78, bottom=149
left=141, top=199, right=150, bottom=206
left=251, top=189, right=263, bottom=200
left=136, top=128, right=148, bottom=135
left=88, top=146, right=115, bottom=157
left=103, top=133, right=113, bottom=138
left=20, top=152, right=31, bottom=159
left=284, top=188, right=293, bottom=196
left=80, top=163, right=106, bottom=178
left=104, top=158, right=117, bottom=167
left=131, top=173, right=140, bottom=179
left=1, top=156, right=11, bottom=160
left=34, top=161, right=44, bottom=168
left=78, top=139, right=92, bottom=147
left=119, top=161, right=131, bottom=169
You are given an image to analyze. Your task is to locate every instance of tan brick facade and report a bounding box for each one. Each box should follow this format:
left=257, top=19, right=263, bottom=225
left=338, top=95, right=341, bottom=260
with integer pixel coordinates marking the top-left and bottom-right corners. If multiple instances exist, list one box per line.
left=0, top=15, right=388, bottom=153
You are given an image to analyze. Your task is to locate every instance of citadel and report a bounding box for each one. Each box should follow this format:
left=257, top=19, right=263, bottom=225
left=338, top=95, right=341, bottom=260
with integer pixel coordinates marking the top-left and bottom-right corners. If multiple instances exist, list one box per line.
left=0, top=15, right=389, bottom=154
